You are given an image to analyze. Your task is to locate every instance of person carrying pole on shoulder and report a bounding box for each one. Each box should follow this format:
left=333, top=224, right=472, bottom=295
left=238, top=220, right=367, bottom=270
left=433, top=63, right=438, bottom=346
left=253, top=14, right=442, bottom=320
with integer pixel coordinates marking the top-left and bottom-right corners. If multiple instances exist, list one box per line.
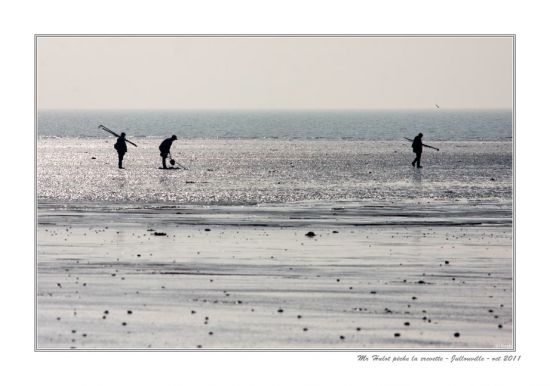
left=114, top=132, right=128, bottom=169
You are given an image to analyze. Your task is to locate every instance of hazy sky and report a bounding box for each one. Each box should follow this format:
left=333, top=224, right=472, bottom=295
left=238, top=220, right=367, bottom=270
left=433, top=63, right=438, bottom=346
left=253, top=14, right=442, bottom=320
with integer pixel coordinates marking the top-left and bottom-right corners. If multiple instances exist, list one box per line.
left=37, top=36, right=513, bottom=110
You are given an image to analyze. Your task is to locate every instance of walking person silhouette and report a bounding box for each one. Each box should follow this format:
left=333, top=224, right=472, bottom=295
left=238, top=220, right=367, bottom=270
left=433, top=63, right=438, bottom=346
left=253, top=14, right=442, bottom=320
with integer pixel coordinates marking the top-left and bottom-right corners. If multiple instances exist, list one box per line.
left=411, top=133, right=423, bottom=168
left=114, top=132, right=128, bottom=169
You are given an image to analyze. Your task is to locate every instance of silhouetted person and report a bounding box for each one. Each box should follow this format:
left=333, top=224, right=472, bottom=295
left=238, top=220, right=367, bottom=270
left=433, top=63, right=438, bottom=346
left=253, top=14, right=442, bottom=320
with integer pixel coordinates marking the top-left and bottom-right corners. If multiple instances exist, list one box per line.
left=114, top=132, right=128, bottom=169
left=411, top=133, right=423, bottom=168
left=159, top=135, right=178, bottom=169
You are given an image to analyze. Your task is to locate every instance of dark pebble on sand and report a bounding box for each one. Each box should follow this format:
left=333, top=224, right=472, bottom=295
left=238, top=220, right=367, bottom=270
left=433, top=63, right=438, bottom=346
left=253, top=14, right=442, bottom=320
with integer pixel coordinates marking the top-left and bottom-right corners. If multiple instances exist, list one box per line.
left=303, top=328, right=308, bottom=332
left=305, top=231, right=316, bottom=237
left=445, top=261, right=449, bottom=265
left=57, top=283, right=62, bottom=288
left=488, top=309, right=494, bottom=313
left=127, top=310, right=133, bottom=315
left=297, top=315, right=302, bottom=319
left=122, top=322, right=127, bottom=326
left=404, top=322, right=410, bottom=326
left=332, top=230, right=339, bottom=234
left=205, top=228, right=211, bottom=232
left=418, top=280, right=426, bottom=284
left=336, top=279, right=340, bottom=282
left=394, top=333, right=400, bottom=338
left=412, top=296, right=417, bottom=300
left=71, top=330, right=76, bottom=334
left=277, top=308, right=284, bottom=313
left=340, top=335, right=345, bottom=340
left=356, top=327, right=361, bottom=331
left=102, top=316, right=106, bottom=319
left=104, top=310, right=109, bottom=314
left=454, top=332, right=460, bottom=337
left=153, top=232, right=167, bottom=236
left=191, top=310, right=196, bottom=314
left=91, top=157, right=96, bottom=159
left=370, top=291, right=377, bottom=294
left=498, top=324, right=503, bottom=329
left=209, top=332, right=213, bottom=335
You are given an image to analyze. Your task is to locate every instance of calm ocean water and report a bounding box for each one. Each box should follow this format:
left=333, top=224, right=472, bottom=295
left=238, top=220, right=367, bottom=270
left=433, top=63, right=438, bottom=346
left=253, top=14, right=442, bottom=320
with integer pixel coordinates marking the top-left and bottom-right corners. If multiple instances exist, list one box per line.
left=37, top=109, right=512, bottom=140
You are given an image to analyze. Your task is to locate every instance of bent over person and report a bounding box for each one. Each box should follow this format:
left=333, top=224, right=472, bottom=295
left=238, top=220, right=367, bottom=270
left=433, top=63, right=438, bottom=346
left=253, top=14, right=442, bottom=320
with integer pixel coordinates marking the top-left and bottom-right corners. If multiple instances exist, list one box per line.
left=411, top=132, right=423, bottom=168
left=159, top=135, right=178, bottom=169
left=114, top=132, right=128, bottom=169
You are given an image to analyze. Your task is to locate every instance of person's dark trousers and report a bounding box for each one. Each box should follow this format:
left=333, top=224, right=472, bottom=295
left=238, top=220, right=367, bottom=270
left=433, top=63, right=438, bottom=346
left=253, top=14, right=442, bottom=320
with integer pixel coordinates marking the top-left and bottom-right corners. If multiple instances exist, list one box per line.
left=412, top=152, right=422, bottom=168
left=118, top=152, right=124, bottom=168
left=161, top=153, right=168, bottom=169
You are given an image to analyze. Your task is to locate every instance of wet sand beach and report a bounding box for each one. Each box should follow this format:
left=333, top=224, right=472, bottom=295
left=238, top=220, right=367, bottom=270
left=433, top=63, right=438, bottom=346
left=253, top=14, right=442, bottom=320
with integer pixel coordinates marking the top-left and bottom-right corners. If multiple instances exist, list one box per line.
left=36, top=204, right=512, bottom=349
left=36, top=138, right=513, bottom=349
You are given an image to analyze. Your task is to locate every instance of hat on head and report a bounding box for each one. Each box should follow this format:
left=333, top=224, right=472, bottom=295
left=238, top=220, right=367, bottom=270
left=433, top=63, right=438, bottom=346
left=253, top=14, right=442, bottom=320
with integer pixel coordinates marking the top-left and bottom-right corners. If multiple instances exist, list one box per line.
left=172, top=135, right=178, bottom=140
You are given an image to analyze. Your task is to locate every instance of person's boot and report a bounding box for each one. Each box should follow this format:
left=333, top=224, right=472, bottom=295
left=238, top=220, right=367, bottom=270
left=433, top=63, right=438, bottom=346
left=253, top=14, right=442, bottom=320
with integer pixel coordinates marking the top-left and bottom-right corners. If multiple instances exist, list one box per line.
left=417, top=165, right=422, bottom=168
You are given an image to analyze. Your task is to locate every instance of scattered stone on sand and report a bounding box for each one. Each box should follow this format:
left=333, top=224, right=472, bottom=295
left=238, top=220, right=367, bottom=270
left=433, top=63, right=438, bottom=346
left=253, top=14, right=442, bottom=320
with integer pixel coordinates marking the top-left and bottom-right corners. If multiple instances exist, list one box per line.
left=454, top=332, right=460, bottom=338
left=417, top=280, right=426, bottom=284
left=305, top=231, right=316, bottom=237
left=303, top=328, right=308, bottom=332
left=445, top=260, right=450, bottom=265
left=205, top=228, right=211, bottom=232
left=153, top=232, right=167, bottom=236
left=277, top=308, right=284, bottom=313
left=127, top=310, right=133, bottom=315
left=356, top=327, right=361, bottom=331
left=91, top=157, right=96, bottom=159
left=191, top=310, right=196, bottom=314
left=370, top=291, right=377, bottom=294
left=208, top=332, right=213, bottom=335
left=332, top=230, right=339, bottom=234
left=412, top=296, right=417, bottom=300
left=340, top=335, right=345, bottom=340
left=394, top=333, right=401, bottom=338
left=404, top=322, right=410, bottom=326
left=498, top=324, right=503, bottom=329
left=297, top=315, right=302, bottom=319
left=122, top=322, right=127, bottom=326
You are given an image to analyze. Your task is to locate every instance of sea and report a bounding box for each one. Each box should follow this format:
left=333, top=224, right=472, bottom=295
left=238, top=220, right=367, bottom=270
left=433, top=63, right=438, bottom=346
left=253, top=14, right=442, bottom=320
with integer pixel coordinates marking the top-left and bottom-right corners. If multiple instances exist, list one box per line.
left=37, top=109, right=513, bottom=226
